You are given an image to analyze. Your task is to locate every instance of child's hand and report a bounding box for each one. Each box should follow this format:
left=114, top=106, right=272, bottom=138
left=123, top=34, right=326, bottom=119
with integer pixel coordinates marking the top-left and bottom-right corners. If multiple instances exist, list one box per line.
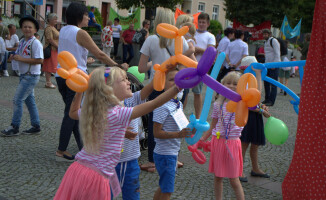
left=87, top=57, right=95, bottom=64
left=178, top=128, right=192, bottom=138
left=125, top=127, right=138, bottom=140
left=121, top=63, right=129, bottom=70
left=12, top=54, right=22, bottom=61
left=261, top=104, right=271, bottom=118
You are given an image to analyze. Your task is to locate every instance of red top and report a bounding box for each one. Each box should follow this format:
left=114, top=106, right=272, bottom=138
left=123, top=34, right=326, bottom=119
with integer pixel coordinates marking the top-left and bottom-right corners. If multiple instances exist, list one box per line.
left=282, top=1, right=326, bottom=199
left=122, top=29, right=136, bottom=44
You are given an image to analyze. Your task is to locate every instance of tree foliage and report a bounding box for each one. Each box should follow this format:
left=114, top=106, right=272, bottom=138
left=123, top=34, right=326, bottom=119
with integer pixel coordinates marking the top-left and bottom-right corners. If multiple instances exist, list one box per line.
left=115, top=0, right=184, bottom=10
left=208, top=20, right=223, bottom=36
left=224, top=0, right=315, bottom=33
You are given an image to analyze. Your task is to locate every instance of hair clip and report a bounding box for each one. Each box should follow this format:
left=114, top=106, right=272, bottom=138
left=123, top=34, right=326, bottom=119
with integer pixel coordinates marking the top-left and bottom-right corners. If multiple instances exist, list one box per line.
left=104, top=67, right=111, bottom=83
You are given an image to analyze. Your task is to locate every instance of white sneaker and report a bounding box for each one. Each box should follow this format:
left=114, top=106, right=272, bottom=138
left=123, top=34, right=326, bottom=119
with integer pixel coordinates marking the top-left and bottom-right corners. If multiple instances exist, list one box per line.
left=3, top=70, right=9, bottom=77
left=15, top=70, right=20, bottom=77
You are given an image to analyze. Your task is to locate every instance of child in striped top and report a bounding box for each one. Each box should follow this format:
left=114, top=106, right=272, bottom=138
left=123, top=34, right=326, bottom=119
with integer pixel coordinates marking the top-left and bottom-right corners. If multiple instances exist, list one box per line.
left=54, top=66, right=183, bottom=200
left=153, top=69, right=192, bottom=200
left=201, top=71, right=245, bottom=200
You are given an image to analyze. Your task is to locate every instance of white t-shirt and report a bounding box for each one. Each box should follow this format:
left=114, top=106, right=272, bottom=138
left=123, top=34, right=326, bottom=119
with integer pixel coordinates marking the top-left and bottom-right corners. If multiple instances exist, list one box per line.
left=194, top=31, right=216, bottom=61
left=16, top=37, right=43, bottom=75
left=111, top=24, right=122, bottom=38
left=0, top=37, right=6, bottom=54
left=225, top=39, right=248, bottom=70
left=153, top=100, right=184, bottom=156
left=216, top=36, right=230, bottom=66
left=5, top=34, right=19, bottom=48
left=140, top=35, right=189, bottom=80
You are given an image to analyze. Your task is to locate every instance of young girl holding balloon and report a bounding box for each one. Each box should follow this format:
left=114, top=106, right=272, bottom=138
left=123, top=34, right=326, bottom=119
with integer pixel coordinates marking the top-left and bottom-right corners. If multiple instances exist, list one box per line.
left=201, top=71, right=245, bottom=200
left=54, top=66, right=183, bottom=200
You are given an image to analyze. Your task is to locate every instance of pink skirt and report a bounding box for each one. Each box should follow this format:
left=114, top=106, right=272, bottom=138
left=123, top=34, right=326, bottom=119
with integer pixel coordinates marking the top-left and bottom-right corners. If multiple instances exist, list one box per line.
left=208, top=136, right=243, bottom=178
left=54, top=161, right=111, bottom=200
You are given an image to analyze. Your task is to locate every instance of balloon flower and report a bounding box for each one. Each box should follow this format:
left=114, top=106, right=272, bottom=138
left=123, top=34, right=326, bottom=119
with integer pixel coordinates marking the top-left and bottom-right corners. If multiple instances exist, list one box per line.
left=188, top=140, right=211, bottom=164
left=264, top=117, right=289, bottom=145
left=175, top=46, right=261, bottom=134
left=153, top=23, right=198, bottom=91
left=245, top=61, right=305, bottom=114
left=57, top=51, right=89, bottom=92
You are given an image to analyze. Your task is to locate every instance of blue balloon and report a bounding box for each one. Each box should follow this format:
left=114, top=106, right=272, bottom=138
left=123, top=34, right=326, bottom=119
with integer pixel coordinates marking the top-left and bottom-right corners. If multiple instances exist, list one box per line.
left=185, top=52, right=226, bottom=145
left=244, top=60, right=305, bottom=114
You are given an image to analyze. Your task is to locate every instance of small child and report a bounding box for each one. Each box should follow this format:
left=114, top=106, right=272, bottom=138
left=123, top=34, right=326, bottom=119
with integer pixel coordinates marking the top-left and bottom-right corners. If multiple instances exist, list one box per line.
left=101, top=21, right=114, bottom=58
left=201, top=72, right=245, bottom=200
left=1, top=16, right=43, bottom=136
left=153, top=69, right=191, bottom=200
left=54, top=66, right=183, bottom=200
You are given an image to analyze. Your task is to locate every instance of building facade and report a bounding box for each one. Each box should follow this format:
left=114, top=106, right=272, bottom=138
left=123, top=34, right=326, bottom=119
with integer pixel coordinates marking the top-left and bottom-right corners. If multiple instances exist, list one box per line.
left=1, top=0, right=229, bottom=30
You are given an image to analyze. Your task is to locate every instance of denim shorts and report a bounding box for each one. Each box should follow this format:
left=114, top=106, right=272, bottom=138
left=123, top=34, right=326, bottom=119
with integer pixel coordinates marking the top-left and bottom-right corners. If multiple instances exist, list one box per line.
left=192, top=82, right=203, bottom=94
left=153, top=153, right=177, bottom=193
left=114, top=159, right=140, bottom=200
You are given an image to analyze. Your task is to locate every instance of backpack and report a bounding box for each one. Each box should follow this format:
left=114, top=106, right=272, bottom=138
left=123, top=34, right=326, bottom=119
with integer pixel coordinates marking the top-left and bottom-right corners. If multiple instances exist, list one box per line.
left=270, top=37, right=288, bottom=56
left=132, top=31, right=143, bottom=44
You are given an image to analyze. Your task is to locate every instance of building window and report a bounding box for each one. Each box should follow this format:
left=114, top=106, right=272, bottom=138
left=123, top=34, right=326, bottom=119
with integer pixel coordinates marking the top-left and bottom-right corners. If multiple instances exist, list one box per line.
left=212, top=5, right=219, bottom=20
left=198, top=2, right=205, bottom=12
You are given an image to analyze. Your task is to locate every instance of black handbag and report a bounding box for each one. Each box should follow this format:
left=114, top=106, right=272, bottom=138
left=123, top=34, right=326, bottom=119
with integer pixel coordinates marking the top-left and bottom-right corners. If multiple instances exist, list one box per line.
left=43, top=44, right=51, bottom=59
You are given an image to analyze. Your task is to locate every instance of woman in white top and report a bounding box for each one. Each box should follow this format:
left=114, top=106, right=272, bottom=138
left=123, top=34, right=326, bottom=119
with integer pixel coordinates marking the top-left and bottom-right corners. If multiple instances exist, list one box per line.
left=55, top=2, right=128, bottom=161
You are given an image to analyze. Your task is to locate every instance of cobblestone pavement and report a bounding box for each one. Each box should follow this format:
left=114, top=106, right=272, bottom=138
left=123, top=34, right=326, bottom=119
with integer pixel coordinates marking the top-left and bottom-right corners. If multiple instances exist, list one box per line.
left=0, top=67, right=301, bottom=200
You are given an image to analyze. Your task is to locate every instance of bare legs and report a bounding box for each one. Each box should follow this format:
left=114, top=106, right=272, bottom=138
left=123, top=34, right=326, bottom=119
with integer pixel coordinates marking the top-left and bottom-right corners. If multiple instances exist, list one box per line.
left=194, top=93, right=202, bottom=119
left=214, top=176, right=244, bottom=200
left=153, top=188, right=171, bottom=200
left=45, top=72, right=56, bottom=88
left=241, top=142, right=265, bottom=176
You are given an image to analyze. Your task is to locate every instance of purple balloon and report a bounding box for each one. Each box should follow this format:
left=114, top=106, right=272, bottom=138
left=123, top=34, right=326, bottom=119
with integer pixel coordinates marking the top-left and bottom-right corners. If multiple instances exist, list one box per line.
left=197, top=47, right=217, bottom=76
left=201, top=75, right=241, bottom=102
left=175, top=68, right=201, bottom=89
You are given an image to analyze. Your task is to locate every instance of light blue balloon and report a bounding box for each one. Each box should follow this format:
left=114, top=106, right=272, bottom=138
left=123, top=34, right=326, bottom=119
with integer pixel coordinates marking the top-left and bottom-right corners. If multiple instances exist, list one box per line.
left=245, top=60, right=305, bottom=114
left=186, top=52, right=226, bottom=145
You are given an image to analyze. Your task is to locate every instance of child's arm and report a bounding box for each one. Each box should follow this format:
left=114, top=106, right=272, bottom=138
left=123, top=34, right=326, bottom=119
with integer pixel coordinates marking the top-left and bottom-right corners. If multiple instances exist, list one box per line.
left=184, top=42, right=195, bottom=58
left=69, top=93, right=83, bottom=120
left=154, top=122, right=191, bottom=139
left=201, top=117, right=218, bottom=141
left=140, top=79, right=154, bottom=101
left=12, top=55, right=43, bottom=64
left=130, top=85, right=180, bottom=120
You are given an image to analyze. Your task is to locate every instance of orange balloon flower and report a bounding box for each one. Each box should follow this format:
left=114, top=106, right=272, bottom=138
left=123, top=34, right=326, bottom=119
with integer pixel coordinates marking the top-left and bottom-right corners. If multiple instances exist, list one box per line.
left=226, top=73, right=261, bottom=127
left=57, top=51, right=89, bottom=93
left=153, top=23, right=198, bottom=91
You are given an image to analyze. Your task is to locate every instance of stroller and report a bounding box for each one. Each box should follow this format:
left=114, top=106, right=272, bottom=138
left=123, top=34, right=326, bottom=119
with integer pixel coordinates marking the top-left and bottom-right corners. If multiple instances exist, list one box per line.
left=127, top=71, right=149, bottom=150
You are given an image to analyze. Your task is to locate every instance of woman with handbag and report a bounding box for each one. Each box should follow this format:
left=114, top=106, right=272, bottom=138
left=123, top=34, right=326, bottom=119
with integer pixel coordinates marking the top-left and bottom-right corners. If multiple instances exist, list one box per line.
left=43, top=13, right=59, bottom=89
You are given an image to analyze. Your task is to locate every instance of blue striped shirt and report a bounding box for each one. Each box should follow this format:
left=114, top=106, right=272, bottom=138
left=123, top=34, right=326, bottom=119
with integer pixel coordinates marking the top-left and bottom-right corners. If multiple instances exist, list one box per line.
left=153, top=100, right=184, bottom=156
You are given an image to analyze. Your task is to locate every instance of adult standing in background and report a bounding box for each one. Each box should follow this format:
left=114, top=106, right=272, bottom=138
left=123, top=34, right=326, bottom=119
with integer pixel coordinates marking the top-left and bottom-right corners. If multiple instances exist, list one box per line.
left=55, top=2, right=128, bottom=161
left=298, top=33, right=310, bottom=60
left=101, top=20, right=113, bottom=58
left=262, top=29, right=281, bottom=106
left=43, top=13, right=59, bottom=89
left=121, top=23, right=136, bottom=64
left=88, top=6, right=101, bottom=32
left=0, top=25, right=9, bottom=77
left=225, top=30, right=248, bottom=71
left=193, top=13, right=216, bottom=118
left=216, top=27, right=235, bottom=82
left=111, top=18, right=122, bottom=60
left=1, top=24, right=19, bottom=77
left=139, top=19, right=150, bottom=49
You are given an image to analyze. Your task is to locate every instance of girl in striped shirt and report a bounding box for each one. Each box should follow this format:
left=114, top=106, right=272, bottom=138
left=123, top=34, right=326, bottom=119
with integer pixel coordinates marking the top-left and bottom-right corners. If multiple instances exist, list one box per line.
left=201, top=71, right=245, bottom=200
left=54, top=66, right=182, bottom=200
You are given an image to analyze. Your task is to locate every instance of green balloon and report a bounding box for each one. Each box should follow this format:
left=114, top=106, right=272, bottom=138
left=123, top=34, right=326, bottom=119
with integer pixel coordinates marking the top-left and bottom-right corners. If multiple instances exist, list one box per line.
left=264, top=117, right=289, bottom=145
left=127, top=66, right=145, bottom=83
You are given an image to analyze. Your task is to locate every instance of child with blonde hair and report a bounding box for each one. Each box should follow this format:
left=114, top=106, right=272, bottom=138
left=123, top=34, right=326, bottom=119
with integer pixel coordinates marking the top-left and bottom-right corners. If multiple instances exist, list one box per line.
left=54, top=66, right=183, bottom=200
left=201, top=71, right=245, bottom=200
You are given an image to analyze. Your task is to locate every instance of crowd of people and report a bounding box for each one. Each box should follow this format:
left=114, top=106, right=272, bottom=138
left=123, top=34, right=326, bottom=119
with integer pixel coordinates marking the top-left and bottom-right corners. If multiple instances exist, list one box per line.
left=0, top=2, right=309, bottom=200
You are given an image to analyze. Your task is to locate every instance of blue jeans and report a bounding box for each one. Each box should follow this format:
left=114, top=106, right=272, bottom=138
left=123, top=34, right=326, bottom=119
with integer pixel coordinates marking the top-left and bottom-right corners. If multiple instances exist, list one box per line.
left=123, top=43, right=134, bottom=64
left=114, top=159, right=140, bottom=200
left=264, top=68, right=279, bottom=104
left=89, top=23, right=102, bottom=32
left=11, top=74, right=40, bottom=128
left=153, top=153, right=177, bottom=193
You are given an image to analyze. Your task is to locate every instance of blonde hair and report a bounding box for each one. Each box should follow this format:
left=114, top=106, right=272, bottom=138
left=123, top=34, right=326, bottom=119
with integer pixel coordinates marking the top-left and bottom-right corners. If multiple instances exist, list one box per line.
left=154, top=8, right=175, bottom=48
left=175, top=14, right=193, bottom=27
left=216, top=71, right=241, bottom=103
left=80, top=66, right=124, bottom=154
left=181, top=22, right=196, bottom=39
